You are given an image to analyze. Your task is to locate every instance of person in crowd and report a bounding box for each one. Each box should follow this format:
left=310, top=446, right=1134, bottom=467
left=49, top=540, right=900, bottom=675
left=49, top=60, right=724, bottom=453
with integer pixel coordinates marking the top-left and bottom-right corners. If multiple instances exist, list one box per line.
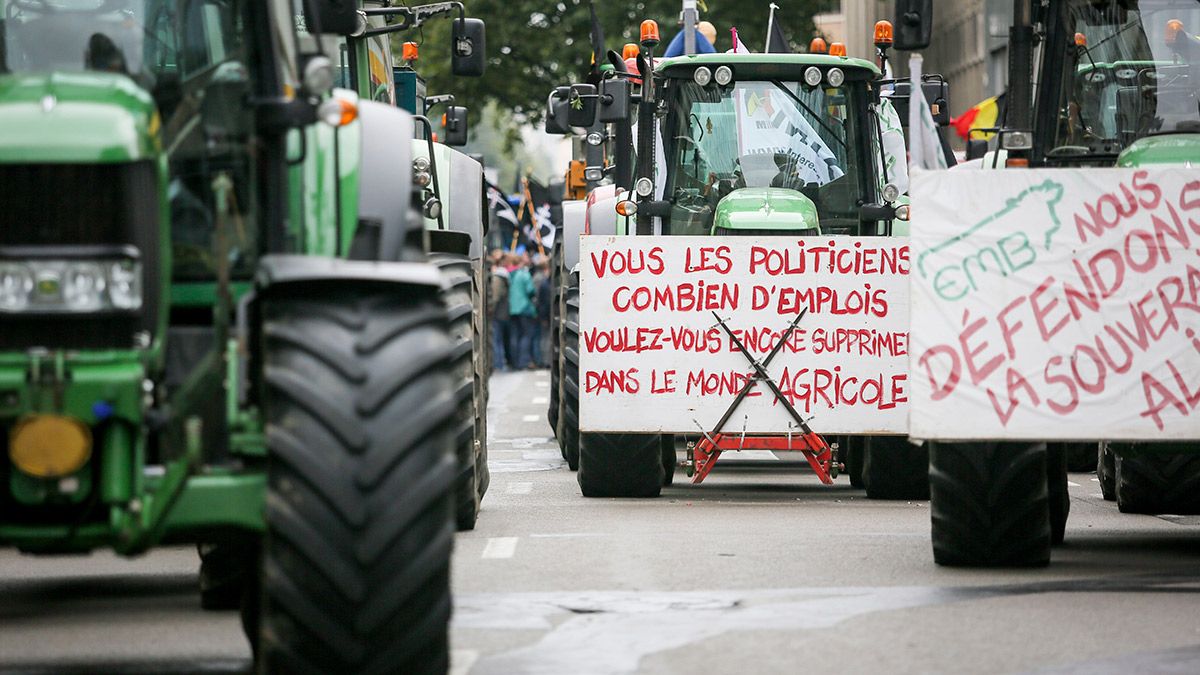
left=663, top=19, right=717, bottom=57
left=532, top=256, right=552, bottom=368
left=507, top=252, right=538, bottom=370
left=488, top=249, right=512, bottom=370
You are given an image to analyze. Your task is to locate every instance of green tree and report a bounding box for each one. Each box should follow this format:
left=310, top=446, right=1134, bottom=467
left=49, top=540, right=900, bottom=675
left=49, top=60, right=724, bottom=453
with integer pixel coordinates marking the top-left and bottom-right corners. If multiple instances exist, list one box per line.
left=417, top=1, right=833, bottom=123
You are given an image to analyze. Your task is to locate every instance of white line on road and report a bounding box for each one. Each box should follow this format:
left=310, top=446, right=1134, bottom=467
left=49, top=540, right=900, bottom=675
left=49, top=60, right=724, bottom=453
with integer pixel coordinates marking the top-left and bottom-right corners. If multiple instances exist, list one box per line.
left=532, top=396, right=549, bottom=404
left=522, top=414, right=540, bottom=422
left=1091, top=477, right=1100, bottom=482
left=449, top=650, right=479, bottom=675
left=482, top=537, right=519, bottom=559
left=529, top=532, right=607, bottom=538
left=506, top=482, right=533, bottom=495
left=1068, top=481, right=1081, bottom=487
left=1090, top=493, right=1106, bottom=499
left=535, top=381, right=549, bottom=387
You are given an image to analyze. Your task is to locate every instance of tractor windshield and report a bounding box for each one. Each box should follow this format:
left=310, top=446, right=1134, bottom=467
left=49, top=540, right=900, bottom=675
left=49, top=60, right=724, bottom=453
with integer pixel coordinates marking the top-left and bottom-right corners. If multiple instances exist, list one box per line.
left=1050, top=0, right=1200, bottom=157
left=661, top=78, right=865, bottom=235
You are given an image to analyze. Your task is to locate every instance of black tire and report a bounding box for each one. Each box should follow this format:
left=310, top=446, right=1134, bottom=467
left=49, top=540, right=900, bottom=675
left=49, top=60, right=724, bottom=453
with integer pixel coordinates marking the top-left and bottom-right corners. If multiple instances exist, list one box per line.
left=1046, top=443, right=1069, bottom=546
left=661, top=435, right=677, bottom=487
left=578, top=432, right=664, bottom=498
left=198, top=541, right=254, bottom=611
left=862, top=436, right=929, bottom=500
left=432, top=253, right=485, bottom=531
left=1063, top=442, right=1098, bottom=473
left=1098, top=442, right=1116, bottom=501
left=255, top=289, right=458, bottom=673
left=928, top=441, right=1051, bottom=567
left=548, top=241, right=562, bottom=442
left=1114, top=446, right=1200, bottom=514
left=559, top=280, right=581, bottom=471
left=842, top=437, right=864, bottom=488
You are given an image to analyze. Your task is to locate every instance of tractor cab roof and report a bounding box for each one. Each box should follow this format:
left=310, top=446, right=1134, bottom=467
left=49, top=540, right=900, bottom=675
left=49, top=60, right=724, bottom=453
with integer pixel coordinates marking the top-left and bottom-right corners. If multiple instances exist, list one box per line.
left=656, top=53, right=880, bottom=80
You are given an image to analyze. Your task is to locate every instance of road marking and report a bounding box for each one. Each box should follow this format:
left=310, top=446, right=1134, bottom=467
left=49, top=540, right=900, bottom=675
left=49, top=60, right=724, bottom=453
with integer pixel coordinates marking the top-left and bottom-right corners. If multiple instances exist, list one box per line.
left=530, top=532, right=607, bottom=538
left=535, top=381, right=549, bottom=388
left=482, top=537, right=518, bottom=559
left=506, top=482, right=533, bottom=495
left=1067, top=481, right=1081, bottom=487
left=522, top=414, right=540, bottom=422
left=1091, top=477, right=1100, bottom=482
left=1090, top=493, right=1106, bottom=499
left=449, top=649, right=479, bottom=675
left=532, top=396, right=549, bottom=404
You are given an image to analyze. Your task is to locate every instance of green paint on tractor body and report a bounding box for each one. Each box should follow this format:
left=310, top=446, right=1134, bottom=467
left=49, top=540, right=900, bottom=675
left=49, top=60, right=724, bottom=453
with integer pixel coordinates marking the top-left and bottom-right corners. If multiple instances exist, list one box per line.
left=1117, top=133, right=1200, bottom=167
left=712, top=188, right=820, bottom=235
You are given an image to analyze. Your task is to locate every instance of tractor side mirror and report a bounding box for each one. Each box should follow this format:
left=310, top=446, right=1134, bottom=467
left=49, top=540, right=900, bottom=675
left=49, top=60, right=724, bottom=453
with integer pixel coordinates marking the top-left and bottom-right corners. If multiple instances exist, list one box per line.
left=966, top=138, right=988, bottom=161
left=545, top=86, right=571, bottom=135
left=568, top=84, right=599, bottom=128
left=302, top=0, right=362, bottom=36
left=926, top=80, right=950, bottom=126
left=442, top=106, right=469, bottom=146
left=452, top=18, right=486, bottom=76
left=894, top=0, right=933, bottom=51
left=598, top=78, right=631, bottom=123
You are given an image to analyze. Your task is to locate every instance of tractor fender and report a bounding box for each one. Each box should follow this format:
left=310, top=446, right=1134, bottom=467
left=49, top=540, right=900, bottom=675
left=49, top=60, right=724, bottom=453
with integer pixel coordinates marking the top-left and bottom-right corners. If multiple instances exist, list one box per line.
left=561, top=199, right=587, bottom=272
left=357, top=100, right=416, bottom=262
left=255, top=255, right=445, bottom=298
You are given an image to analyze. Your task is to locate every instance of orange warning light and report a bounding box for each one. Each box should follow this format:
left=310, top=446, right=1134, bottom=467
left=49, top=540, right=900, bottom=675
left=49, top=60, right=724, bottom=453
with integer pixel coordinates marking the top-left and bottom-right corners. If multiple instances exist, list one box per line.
left=874, top=21, right=894, bottom=47
left=640, top=20, right=660, bottom=47
left=809, top=37, right=828, bottom=54
left=829, top=42, right=847, bottom=57
left=402, top=42, right=419, bottom=62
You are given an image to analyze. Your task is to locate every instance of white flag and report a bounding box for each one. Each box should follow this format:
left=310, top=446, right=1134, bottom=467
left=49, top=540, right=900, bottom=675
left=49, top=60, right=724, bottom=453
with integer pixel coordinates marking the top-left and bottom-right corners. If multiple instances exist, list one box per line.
left=907, top=54, right=948, bottom=171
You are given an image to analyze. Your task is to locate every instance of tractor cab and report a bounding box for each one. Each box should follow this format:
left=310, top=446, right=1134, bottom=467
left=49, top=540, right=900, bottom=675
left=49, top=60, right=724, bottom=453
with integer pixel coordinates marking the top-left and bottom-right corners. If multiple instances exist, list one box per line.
left=1032, top=0, right=1200, bottom=166
left=651, top=54, right=886, bottom=237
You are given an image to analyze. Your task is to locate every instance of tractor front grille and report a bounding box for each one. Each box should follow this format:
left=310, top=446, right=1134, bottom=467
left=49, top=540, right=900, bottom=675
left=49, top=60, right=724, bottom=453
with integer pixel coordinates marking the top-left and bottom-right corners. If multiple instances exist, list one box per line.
left=0, top=162, right=162, bottom=351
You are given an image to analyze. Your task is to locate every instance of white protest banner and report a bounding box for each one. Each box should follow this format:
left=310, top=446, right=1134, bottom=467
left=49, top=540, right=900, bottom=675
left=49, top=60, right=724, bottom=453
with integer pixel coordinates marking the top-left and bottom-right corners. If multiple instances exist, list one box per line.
left=909, top=168, right=1200, bottom=440
left=578, top=236, right=910, bottom=434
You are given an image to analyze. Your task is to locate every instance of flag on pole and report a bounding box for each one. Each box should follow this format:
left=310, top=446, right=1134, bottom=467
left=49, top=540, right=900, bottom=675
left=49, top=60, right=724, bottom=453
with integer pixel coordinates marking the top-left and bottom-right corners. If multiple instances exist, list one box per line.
left=588, top=1, right=605, bottom=81
left=727, top=27, right=750, bottom=54
left=765, top=4, right=792, bottom=53
left=907, top=54, right=948, bottom=171
left=951, top=93, right=1005, bottom=141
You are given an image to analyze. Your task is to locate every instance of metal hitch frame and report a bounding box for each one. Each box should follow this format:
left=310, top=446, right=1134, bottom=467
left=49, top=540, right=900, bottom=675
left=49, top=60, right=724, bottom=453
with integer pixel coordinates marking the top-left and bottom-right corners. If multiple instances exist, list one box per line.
left=688, top=309, right=835, bottom=485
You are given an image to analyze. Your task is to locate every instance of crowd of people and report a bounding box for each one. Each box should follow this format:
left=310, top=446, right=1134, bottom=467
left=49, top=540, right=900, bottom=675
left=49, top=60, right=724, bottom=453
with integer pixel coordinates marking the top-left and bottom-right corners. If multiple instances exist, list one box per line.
left=487, top=249, right=552, bottom=371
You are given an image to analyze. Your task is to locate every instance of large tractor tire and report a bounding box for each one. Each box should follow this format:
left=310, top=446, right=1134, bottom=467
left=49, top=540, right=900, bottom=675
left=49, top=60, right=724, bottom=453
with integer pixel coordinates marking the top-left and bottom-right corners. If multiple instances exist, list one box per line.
left=255, top=289, right=458, bottom=673
left=1098, top=442, right=1116, bottom=501
left=1047, top=442, right=1070, bottom=546
left=1114, top=446, right=1200, bottom=515
left=928, top=441, right=1051, bottom=567
left=862, top=436, right=929, bottom=500
left=548, top=241, right=563, bottom=442
left=559, top=280, right=581, bottom=471
left=578, top=432, right=664, bottom=498
left=662, top=435, right=677, bottom=487
left=841, top=437, right=864, bottom=489
left=432, top=253, right=487, bottom=531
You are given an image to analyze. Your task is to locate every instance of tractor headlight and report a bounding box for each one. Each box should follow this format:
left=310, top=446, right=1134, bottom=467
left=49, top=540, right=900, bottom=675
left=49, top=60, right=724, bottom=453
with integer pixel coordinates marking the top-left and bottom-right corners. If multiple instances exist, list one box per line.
left=826, top=67, right=845, bottom=87
left=0, top=257, right=142, bottom=313
left=804, top=67, right=823, bottom=87
left=413, top=156, right=432, bottom=188
left=714, top=66, right=733, bottom=86
left=0, top=264, right=34, bottom=311
left=693, top=66, right=712, bottom=86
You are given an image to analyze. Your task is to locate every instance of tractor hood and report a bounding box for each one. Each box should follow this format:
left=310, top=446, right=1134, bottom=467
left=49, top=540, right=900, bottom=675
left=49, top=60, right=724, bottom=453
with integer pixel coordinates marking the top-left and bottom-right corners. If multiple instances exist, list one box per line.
left=1116, top=133, right=1200, bottom=168
left=0, top=73, right=158, bottom=163
left=712, top=188, right=820, bottom=234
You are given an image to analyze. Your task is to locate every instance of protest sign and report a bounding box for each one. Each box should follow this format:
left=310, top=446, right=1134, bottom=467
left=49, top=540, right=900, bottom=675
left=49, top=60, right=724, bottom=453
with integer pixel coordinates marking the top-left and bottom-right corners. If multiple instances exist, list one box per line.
left=909, top=168, right=1200, bottom=440
left=578, top=236, right=910, bottom=434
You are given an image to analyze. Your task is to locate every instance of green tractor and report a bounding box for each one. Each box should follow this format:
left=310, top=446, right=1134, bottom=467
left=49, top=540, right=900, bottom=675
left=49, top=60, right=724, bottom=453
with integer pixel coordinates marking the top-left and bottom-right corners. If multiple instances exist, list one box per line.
left=339, top=1, right=492, bottom=531
left=545, top=27, right=932, bottom=498
left=910, top=0, right=1200, bottom=567
left=0, top=0, right=485, bottom=668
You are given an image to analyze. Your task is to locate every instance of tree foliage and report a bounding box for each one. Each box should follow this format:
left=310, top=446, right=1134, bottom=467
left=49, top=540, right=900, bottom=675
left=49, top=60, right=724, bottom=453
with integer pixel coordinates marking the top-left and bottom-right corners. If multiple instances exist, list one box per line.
left=414, top=1, right=832, bottom=123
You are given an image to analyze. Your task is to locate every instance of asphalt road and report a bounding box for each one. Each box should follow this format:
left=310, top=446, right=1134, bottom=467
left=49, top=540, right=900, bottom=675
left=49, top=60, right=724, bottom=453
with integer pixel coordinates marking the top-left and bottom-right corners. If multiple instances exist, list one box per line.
left=2, top=368, right=1199, bottom=674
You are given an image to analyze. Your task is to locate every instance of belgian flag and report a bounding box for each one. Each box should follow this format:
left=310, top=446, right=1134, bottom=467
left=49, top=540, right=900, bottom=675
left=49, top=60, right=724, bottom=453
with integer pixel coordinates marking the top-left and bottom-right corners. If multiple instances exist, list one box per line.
left=951, top=93, right=1006, bottom=140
